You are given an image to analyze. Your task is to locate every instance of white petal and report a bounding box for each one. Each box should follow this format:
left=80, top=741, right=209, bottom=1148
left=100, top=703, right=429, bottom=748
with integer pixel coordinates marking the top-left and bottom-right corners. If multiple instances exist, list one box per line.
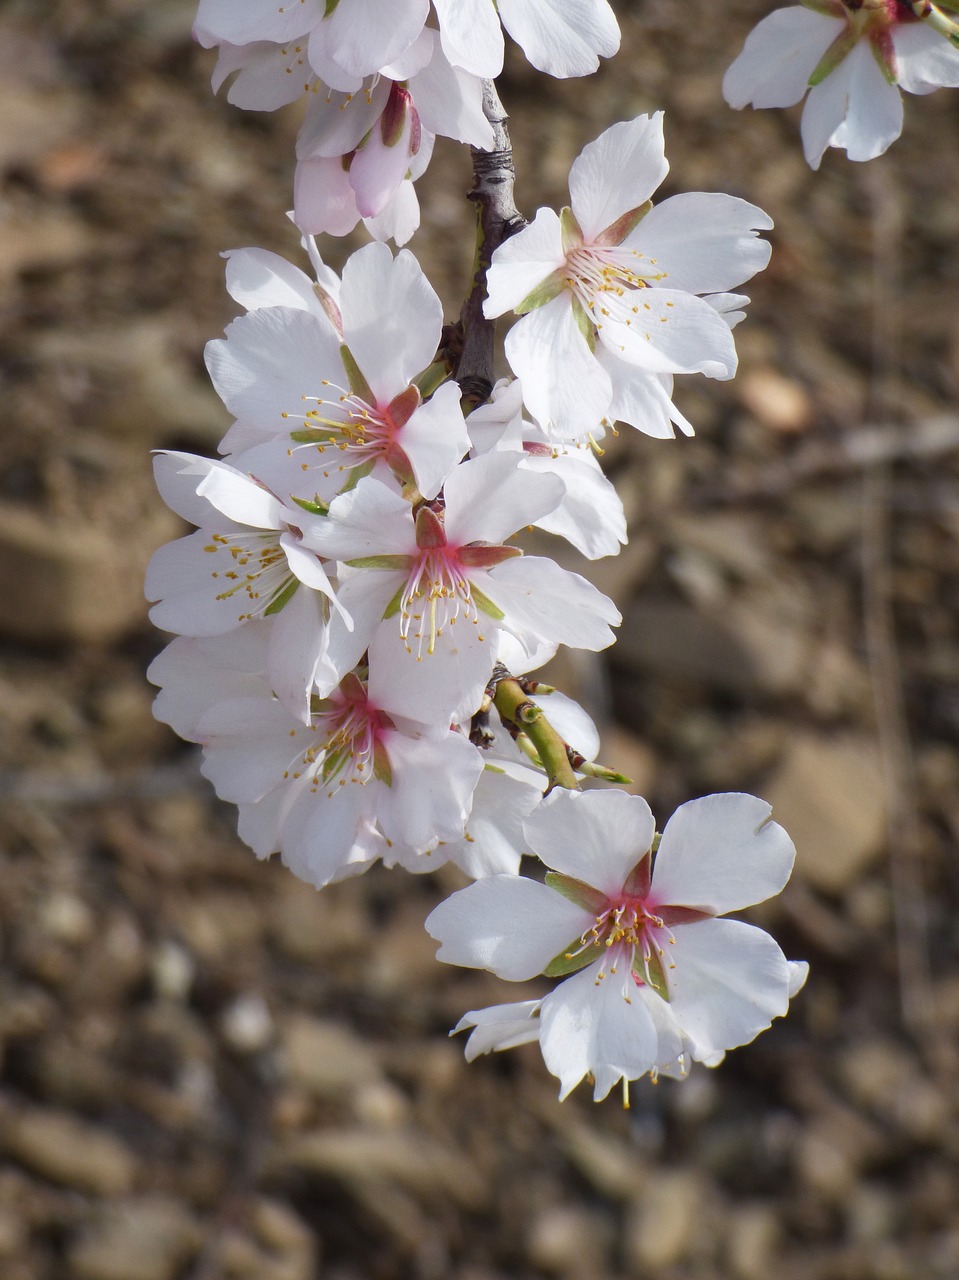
left=652, top=792, right=796, bottom=915
left=894, top=21, right=959, bottom=93
left=443, top=450, right=564, bottom=545
left=631, top=193, right=772, bottom=295
left=381, top=729, right=483, bottom=849
left=801, top=42, right=903, bottom=169
left=497, top=0, right=619, bottom=78
left=454, top=1001, right=543, bottom=1059
left=523, top=788, right=655, bottom=895
left=596, top=285, right=739, bottom=379
left=539, top=960, right=669, bottom=1101
left=205, top=306, right=345, bottom=433
left=223, top=247, right=323, bottom=316
left=426, top=876, right=591, bottom=979
left=503, top=297, right=613, bottom=437
left=568, top=113, right=668, bottom=241
left=367, top=616, right=497, bottom=726
left=722, top=8, right=844, bottom=110
left=441, top=767, right=543, bottom=878
left=320, top=0, right=428, bottom=79
left=484, top=554, right=621, bottom=652
left=293, top=155, right=361, bottom=237
left=401, top=382, right=472, bottom=500
left=340, top=243, right=443, bottom=402
left=433, top=0, right=504, bottom=77
left=195, top=0, right=321, bottom=44
left=410, top=37, right=496, bottom=147
left=664, top=918, right=792, bottom=1055
left=484, top=207, right=566, bottom=318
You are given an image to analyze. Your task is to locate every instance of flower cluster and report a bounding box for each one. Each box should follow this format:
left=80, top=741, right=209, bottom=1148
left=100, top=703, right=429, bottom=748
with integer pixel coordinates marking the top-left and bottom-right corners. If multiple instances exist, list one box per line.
left=145, top=0, right=823, bottom=1104
left=194, top=0, right=619, bottom=241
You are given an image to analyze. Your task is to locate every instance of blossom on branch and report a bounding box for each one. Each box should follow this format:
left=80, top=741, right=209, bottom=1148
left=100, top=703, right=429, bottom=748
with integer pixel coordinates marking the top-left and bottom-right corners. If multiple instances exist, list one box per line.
left=427, top=789, right=807, bottom=1100
left=723, top=0, right=959, bottom=169
left=484, top=113, right=772, bottom=439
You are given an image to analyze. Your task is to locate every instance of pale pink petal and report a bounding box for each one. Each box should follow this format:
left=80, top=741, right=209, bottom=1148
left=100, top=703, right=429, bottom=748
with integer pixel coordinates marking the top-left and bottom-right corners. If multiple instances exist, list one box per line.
left=349, top=104, right=416, bottom=219
left=222, top=248, right=323, bottom=315
left=400, top=382, right=472, bottom=501
left=367, top=615, right=497, bottom=726
left=293, top=155, right=361, bottom=236
left=317, top=0, right=428, bottom=79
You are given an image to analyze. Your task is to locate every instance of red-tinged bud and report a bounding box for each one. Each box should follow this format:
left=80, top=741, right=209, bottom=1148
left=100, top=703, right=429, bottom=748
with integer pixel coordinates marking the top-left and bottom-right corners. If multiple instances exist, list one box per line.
left=414, top=504, right=447, bottom=549
left=381, top=82, right=412, bottom=149
left=386, top=384, right=421, bottom=430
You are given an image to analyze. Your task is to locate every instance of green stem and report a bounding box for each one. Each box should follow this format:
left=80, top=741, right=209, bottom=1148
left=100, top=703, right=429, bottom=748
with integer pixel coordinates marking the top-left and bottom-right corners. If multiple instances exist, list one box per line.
left=492, top=678, right=580, bottom=792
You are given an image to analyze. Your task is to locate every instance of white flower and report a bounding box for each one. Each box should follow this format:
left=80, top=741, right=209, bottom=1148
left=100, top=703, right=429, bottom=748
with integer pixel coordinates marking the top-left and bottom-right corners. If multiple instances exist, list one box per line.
left=307, top=450, right=620, bottom=726
left=484, top=114, right=772, bottom=438
left=206, top=242, right=470, bottom=502
left=145, top=451, right=346, bottom=723
left=433, top=0, right=620, bottom=78
left=426, top=789, right=807, bottom=1100
left=723, top=1, right=959, bottom=169
left=150, top=629, right=484, bottom=887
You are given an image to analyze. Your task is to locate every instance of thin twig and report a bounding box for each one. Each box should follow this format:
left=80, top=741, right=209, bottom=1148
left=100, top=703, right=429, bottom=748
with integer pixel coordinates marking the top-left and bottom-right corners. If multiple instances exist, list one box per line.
left=452, top=80, right=526, bottom=409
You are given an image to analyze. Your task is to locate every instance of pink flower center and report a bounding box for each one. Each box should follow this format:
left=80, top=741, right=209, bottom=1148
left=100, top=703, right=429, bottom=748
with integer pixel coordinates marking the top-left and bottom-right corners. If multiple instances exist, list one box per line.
left=281, top=677, right=392, bottom=795
left=400, top=544, right=484, bottom=657
left=564, top=243, right=669, bottom=340
left=576, top=892, right=676, bottom=998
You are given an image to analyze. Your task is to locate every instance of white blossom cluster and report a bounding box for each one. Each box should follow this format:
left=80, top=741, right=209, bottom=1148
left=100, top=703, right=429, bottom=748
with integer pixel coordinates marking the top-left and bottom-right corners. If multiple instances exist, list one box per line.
left=145, top=0, right=959, bottom=1102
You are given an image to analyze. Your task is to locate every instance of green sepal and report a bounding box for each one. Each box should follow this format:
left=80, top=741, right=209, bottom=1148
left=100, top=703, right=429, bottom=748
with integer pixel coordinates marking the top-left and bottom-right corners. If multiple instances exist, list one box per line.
left=544, top=938, right=604, bottom=979
left=340, top=344, right=374, bottom=402
left=341, top=458, right=375, bottom=493
left=382, top=583, right=406, bottom=620
left=808, top=27, right=858, bottom=86
left=869, top=29, right=898, bottom=84
left=290, top=428, right=333, bottom=444
left=345, top=554, right=412, bottom=571
left=372, top=738, right=393, bottom=786
left=545, top=871, right=609, bottom=915
left=263, top=576, right=299, bottom=617
left=634, top=947, right=669, bottom=1001
left=559, top=205, right=584, bottom=255
left=514, top=267, right=567, bottom=316
left=570, top=293, right=596, bottom=352
left=469, top=585, right=506, bottom=621
left=413, top=361, right=451, bottom=399
left=292, top=495, right=329, bottom=517
left=324, top=0, right=339, bottom=14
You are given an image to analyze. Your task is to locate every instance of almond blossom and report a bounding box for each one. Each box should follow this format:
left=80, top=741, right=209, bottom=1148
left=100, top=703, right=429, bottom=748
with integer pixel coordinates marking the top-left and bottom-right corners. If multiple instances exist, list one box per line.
left=149, top=628, right=484, bottom=888
left=145, top=451, right=346, bottom=724
left=206, top=242, right=470, bottom=503
left=723, top=1, right=959, bottom=169
left=484, top=113, right=772, bottom=438
left=427, top=789, right=807, bottom=1100
left=307, top=450, right=621, bottom=726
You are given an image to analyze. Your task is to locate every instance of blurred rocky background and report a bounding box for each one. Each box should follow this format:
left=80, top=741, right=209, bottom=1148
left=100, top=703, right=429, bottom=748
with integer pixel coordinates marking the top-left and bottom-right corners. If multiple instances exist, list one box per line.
left=1, top=0, right=958, bottom=1276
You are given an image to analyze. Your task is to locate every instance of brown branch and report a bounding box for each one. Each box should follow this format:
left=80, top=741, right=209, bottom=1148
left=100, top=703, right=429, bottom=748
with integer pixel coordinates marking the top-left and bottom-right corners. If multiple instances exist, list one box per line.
left=452, top=80, right=526, bottom=410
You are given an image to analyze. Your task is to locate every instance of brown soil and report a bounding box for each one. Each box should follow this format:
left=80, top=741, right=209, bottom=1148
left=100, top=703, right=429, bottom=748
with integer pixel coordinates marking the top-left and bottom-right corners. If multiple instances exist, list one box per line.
left=1, top=2, right=958, bottom=1277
